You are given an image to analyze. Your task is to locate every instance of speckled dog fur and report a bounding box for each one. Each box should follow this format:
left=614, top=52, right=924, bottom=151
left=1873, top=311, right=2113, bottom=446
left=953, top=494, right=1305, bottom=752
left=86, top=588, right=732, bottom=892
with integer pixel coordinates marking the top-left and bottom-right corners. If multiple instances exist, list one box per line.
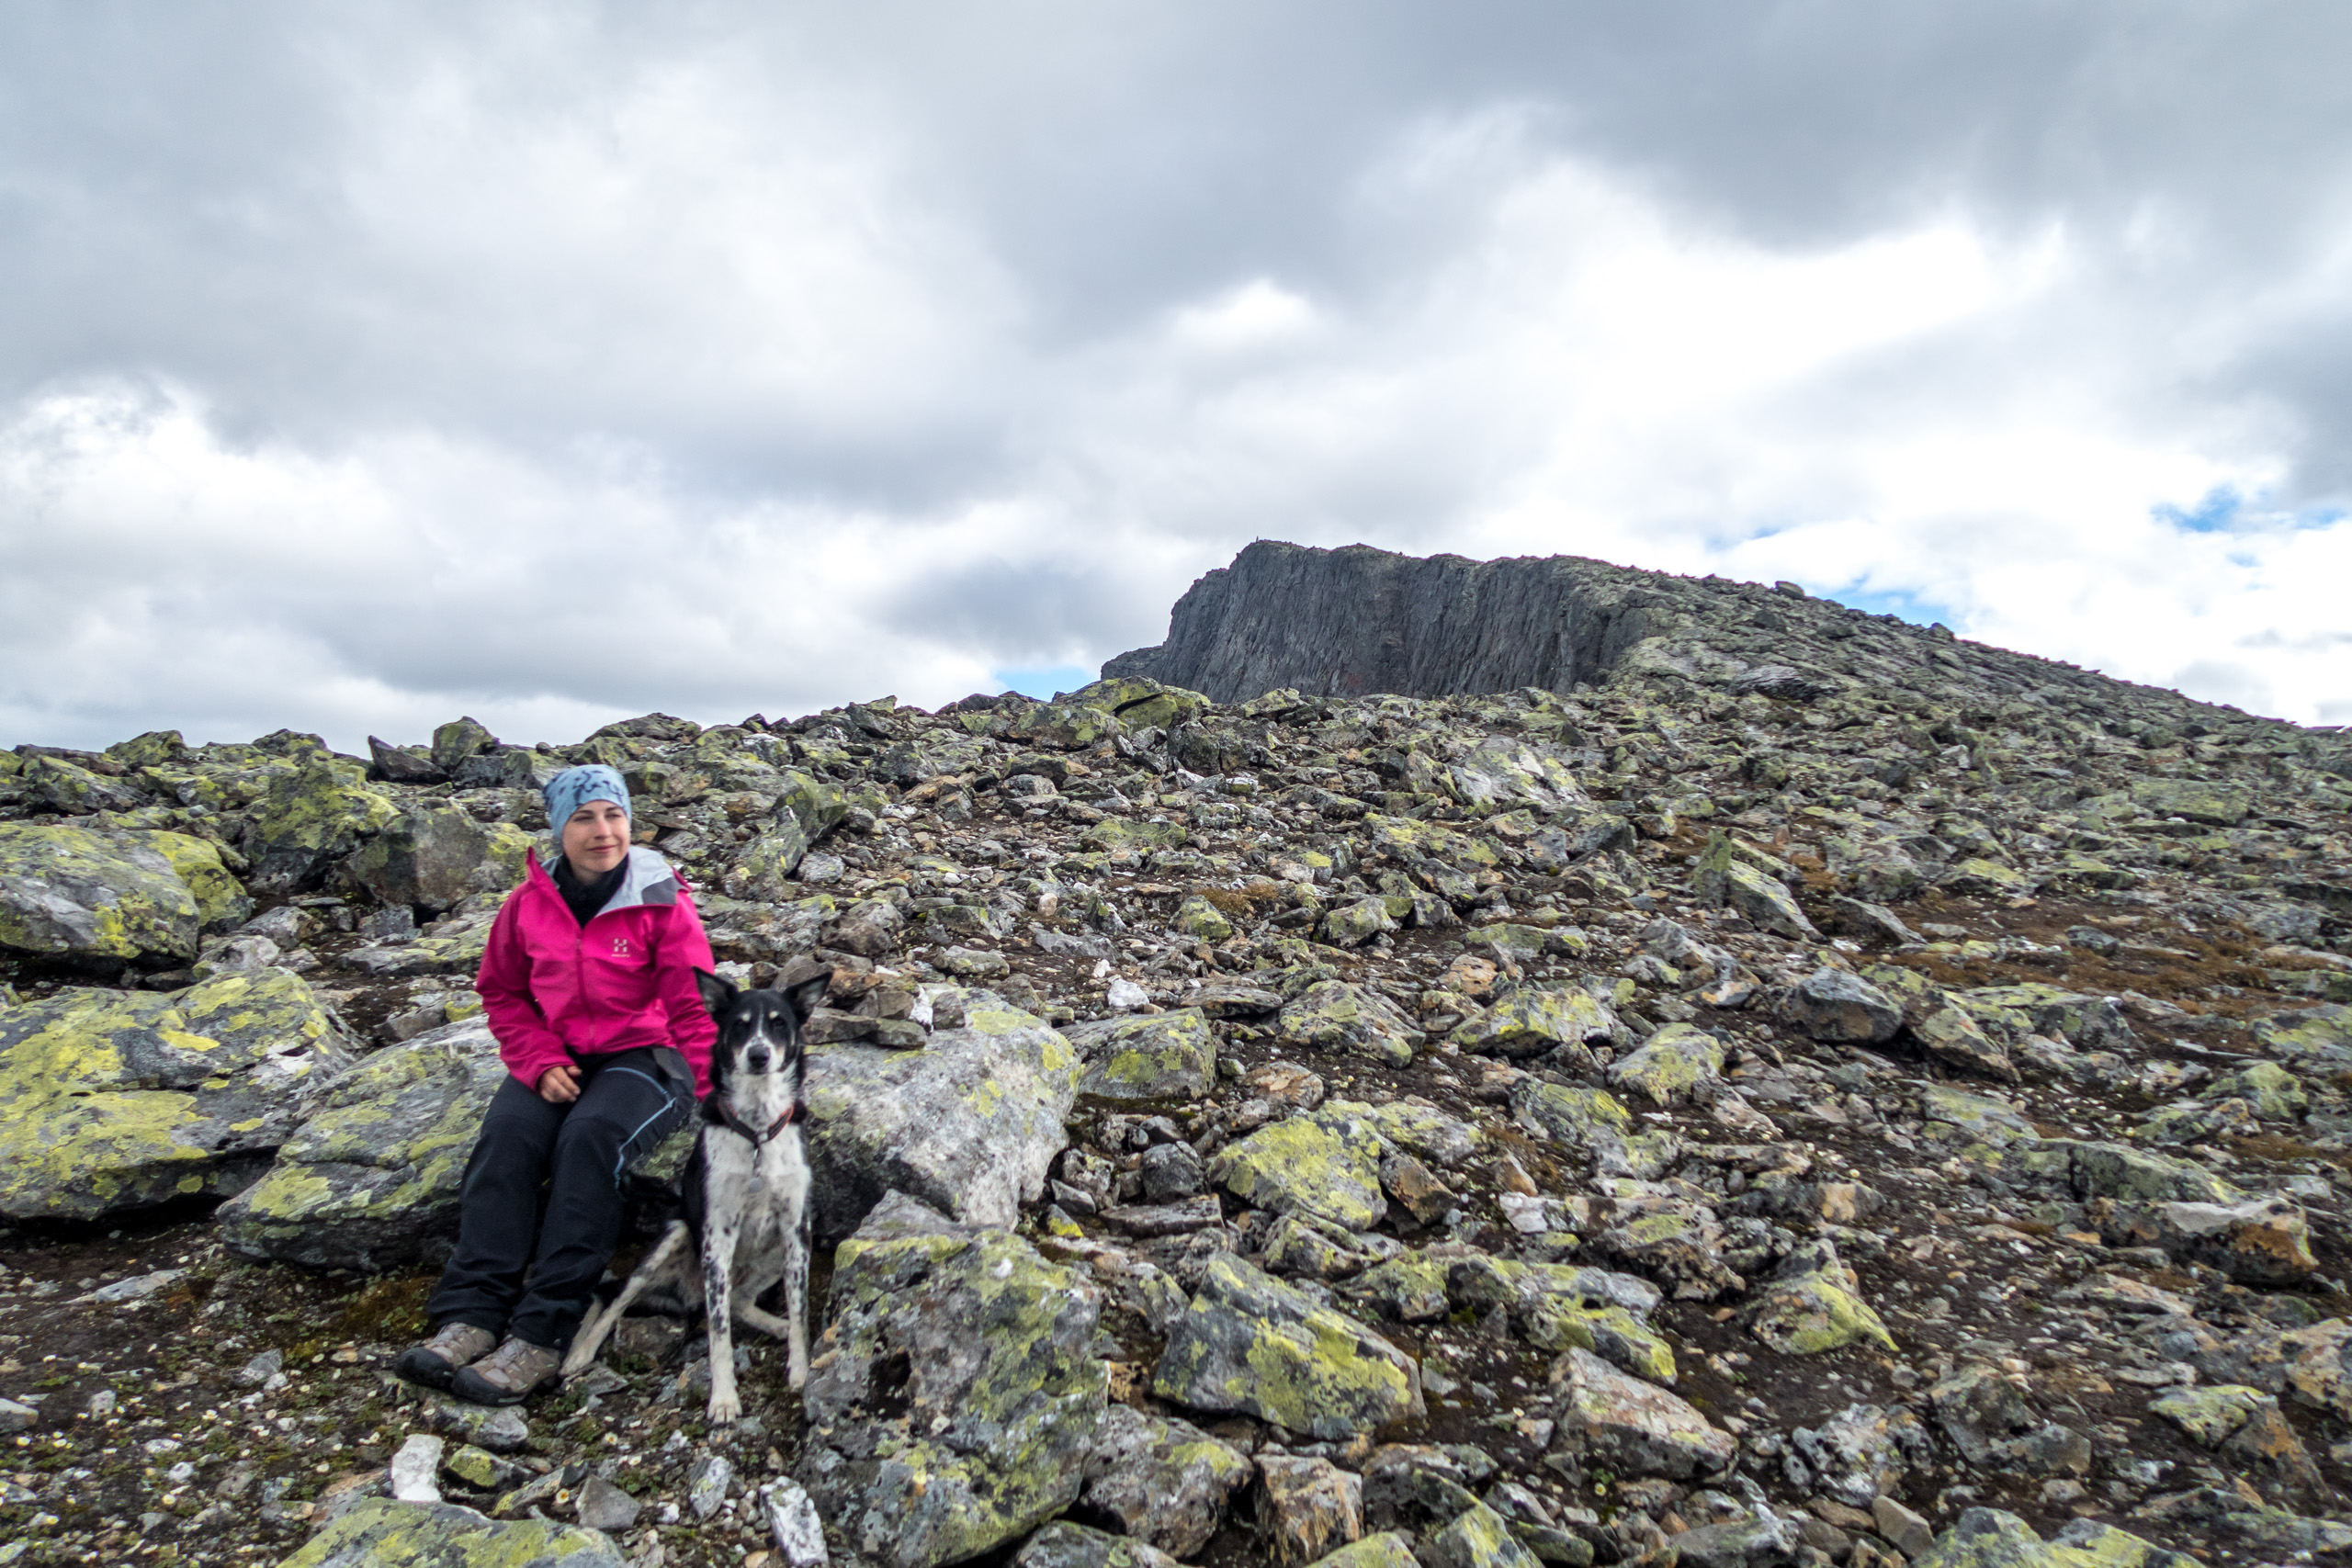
left=560, top=969, right=828, bottom=1422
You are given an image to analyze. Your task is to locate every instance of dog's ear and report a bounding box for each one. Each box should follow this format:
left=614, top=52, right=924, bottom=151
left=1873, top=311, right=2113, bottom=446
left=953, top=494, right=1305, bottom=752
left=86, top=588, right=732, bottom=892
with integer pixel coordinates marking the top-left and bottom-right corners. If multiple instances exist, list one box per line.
left=782, top=969, right=831, bottom=1028
left=693, top=968, right=737, bottom=1019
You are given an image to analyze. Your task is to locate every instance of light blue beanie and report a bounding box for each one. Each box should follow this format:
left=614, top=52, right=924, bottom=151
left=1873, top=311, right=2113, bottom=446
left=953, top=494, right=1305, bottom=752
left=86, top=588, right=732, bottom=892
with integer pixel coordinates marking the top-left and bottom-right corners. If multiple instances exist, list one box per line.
left=544, top=764, right=631, bottom=829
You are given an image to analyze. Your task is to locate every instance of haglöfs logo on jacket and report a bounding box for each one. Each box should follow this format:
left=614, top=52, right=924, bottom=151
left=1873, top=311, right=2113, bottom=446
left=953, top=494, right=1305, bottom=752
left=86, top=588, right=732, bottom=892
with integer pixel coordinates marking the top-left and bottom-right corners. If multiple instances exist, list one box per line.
left=611, top=936, right=632, bottom=956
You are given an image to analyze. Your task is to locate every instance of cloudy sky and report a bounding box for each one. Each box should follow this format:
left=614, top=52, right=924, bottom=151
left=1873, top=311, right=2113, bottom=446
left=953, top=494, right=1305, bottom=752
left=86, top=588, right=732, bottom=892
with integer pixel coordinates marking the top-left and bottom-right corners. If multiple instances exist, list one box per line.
left=4, top=2, right=2349, bottom=753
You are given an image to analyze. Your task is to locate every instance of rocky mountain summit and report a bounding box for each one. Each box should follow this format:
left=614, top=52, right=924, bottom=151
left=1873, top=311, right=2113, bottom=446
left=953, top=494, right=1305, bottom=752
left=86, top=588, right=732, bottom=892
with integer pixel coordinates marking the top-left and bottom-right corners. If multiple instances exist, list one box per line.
left=2, top=548, right=2351, bottom=1568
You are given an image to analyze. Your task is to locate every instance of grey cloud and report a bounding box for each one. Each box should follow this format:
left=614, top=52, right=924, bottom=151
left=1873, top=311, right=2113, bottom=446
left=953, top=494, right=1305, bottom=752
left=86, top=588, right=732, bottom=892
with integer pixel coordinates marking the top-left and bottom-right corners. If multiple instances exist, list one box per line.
left=3, top=2, right=2350, bottom=749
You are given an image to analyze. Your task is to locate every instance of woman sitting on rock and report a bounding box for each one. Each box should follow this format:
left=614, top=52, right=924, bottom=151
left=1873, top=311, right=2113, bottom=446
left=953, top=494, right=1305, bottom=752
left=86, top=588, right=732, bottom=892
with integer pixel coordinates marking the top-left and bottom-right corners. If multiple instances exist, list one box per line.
left=394, top=762, right=718, bottom=1404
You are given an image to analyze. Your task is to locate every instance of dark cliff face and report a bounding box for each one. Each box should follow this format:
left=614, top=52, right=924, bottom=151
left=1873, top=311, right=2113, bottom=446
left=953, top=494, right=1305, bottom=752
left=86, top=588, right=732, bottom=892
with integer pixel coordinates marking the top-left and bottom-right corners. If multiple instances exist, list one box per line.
left=1102, top=540, right=2250, bottom=726
left=1102, top=543, right=1676, bottom=702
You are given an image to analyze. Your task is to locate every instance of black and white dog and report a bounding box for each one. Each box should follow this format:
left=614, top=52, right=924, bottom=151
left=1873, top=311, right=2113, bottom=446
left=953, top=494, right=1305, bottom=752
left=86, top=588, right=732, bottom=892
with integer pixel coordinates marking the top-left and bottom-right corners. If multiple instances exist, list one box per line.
left=561, top=967, right=828, bottom=1423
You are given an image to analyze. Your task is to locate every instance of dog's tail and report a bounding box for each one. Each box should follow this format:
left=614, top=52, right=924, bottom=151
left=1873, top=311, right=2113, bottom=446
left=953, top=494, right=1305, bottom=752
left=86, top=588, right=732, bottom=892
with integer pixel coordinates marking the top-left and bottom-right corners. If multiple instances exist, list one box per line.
left=561, top=1220, right=690, bottom=1380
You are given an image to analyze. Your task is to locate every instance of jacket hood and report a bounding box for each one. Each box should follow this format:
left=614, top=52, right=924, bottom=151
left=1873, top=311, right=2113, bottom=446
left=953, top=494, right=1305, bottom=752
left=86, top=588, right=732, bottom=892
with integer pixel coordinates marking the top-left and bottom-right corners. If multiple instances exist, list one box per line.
left=535, top=844, right=682, bottom=919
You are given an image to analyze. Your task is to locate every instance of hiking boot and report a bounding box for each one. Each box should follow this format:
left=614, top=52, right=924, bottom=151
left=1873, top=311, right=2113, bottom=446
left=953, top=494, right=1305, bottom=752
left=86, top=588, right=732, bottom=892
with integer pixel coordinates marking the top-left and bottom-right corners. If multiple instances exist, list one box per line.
left=392, top=1322, right=496, bottom=1392
left=451, top=1337, right=562, bottom=1406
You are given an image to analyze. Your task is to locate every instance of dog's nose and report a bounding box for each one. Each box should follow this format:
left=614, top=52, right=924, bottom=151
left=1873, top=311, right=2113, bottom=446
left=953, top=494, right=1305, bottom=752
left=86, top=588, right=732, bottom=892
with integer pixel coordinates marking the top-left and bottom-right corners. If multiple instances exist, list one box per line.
left=746, top=1049, right=771, bottom=1073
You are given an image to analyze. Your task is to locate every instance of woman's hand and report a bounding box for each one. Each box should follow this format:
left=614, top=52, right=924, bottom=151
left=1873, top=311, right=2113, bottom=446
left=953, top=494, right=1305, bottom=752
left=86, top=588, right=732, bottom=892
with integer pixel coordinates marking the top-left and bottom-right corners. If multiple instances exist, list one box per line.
left=537, top=1064, right=582, bottom=1104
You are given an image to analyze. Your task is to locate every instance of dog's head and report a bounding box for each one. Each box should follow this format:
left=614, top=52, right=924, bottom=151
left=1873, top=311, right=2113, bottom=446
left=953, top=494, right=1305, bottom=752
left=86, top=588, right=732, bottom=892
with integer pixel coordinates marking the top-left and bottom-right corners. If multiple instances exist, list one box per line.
left=694, top=968, right=830, bottom=1091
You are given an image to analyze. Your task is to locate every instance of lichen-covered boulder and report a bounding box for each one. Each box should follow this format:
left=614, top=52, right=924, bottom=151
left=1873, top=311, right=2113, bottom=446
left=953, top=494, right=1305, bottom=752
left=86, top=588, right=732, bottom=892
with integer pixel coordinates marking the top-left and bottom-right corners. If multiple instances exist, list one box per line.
left=2089, top=1196, right=2316, bottom=1284
left=1780, top=968, right=1902, bottom=1043
left=1077, top=1403, right=1253, bottom=1559
left=2061, top=1141, right=2244, bottom=1204
left=2256, top=1004, right=2352, bottom=1073
left=1604, top=1022, right=1724, bottom=1106
left=1276, top=980, right=1423, bottom=1066
left=1693, top=831, right=1817, bottom=939
left=281, top=1496, right=625, bottom=1567
left=1170, top=895, right=1236, bottom=944
left=216, top=1016, right=506, bottom=1269
left=2129, top=777, right=2250, bottom=827
left=801, top=1195, right=1107, bottom=1568
left=0, top=968, right=349, bottom=1220
left=346, top=805, right=532, bottom=913
left=1452, top=987, right=1614, bottom=1060
left=1510, top=1078, right=1675, bottom=1179
left=1909, top=1508, right=2189, bottom=1568
left=1741, top=1240, right=1895, bottom=1355
left=1547, top=1347, right=1735, bottom=1482
left=1065, top=1009, right=1217, bottom=1102
left=0, top=821, right=203, bottom=964
left=1153, top=1254, right=1422, bottom=1439
left=243, top=757, right=397, bottom=894
left=144, top=830, right=253, bottom=931
left=1012, top=1523, right=1181, bottom=1568
left=1208, top=1107, right=1388, bottom=1231
left=802, top=987, right=1082, bottom=1239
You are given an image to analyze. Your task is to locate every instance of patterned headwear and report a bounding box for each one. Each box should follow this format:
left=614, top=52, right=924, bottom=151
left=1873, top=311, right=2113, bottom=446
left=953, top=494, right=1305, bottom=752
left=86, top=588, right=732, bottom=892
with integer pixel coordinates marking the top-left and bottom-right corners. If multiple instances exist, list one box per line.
left=544, top=763, right=630, bottom=829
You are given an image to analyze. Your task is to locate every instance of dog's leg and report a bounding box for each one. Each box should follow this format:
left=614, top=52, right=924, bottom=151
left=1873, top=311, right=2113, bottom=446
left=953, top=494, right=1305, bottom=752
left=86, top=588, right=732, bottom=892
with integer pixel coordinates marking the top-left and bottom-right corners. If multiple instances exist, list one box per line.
left=737, top=1302, right=791, bottom=1340
left=784, top=1190, right=811, bottom=1391
left=703, top=1216, right=742, bottom=1424
left=562, top=1221, right=688, bottom=1379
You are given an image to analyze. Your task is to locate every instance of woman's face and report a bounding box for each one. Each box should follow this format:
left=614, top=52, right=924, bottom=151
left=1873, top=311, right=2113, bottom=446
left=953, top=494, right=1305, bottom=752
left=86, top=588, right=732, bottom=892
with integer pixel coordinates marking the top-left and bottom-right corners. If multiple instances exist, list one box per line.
left=561, top=799, right=633, bottom=877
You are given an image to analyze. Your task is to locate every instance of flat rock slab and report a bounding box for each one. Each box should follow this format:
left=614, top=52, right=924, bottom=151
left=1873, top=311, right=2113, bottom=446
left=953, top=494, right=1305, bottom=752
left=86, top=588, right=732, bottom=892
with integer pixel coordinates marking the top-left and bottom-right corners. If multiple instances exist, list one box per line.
left=1548, top=1347, right=1734, bottom=1483
left=801, top=1193, right=1107, bottom=1568
left=276, top=1496, right=623, bottom=1567
left=803, top=987, right=1082, bottom=1238
left=218, top=1015, right=509, bottom=1269
left=1207, top=1107, right=1388, bottom=1231
left=1153, top=1253, right=1422, bottom=1439
left=1079, top=1404, right=1252, bottom=1559
left=1065, top=1008, right=1217, bottom=1101
left=0, top=820, right=203, bottom=964
left=0, top=967, right=349, bottom=1222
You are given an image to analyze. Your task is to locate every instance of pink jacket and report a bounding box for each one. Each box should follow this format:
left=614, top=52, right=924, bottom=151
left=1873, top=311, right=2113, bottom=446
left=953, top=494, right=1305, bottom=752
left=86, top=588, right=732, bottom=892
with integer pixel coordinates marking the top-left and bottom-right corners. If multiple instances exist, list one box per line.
left=475, top=847, right=719, bottom=1098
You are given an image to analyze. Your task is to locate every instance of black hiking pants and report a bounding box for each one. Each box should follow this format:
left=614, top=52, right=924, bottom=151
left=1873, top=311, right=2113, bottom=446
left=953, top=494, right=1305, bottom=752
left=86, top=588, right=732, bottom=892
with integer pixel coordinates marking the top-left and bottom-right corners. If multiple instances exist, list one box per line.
left=426, top=1046, right=693, bottom=1350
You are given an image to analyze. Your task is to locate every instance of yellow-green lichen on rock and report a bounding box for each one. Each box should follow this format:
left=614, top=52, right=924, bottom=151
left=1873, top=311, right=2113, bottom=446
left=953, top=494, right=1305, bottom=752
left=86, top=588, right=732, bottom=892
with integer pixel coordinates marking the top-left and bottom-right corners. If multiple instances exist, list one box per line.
left=1452, top=986, right=1613, bottom=1060
left=0, top=820, right=203, bottom=964
left=1603, top=1021, right=1724, bottom=1106
left=244, top=756, right=397, bottom=893
left=1152, top=1253, right=1420, bottom=1439
left=217, top=1015, right=503, bottom=1269
left=1275, top=979, right=1422, bottom=1066
left=0, top=967, right=349, bottom=1221
left=1909, top=1506, right=2192, bottom=1568
left=802, top=1193, right=1107, bottom=1568
left=1741, top=1241, right=1896, bottom=1355
left=1065, top=1008, right=1216, bottom=1102
left=277, top=1495, right=627, bottom=1568
left=139, top=829, right=254, bottom=931
left=347, top=805, right=532, bottom=913
left=803, top=987, right=1082, bottom=1240
left=1207, top=1108, right=1388, bottom=1231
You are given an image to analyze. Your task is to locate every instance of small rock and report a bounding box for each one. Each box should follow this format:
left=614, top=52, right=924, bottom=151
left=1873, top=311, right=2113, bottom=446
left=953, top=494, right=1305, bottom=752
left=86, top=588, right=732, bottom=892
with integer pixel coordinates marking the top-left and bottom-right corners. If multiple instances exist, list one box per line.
left=1780, top=969, right=1903, bottom=1044
left=763, top=1478, right=828, bottom=1567
left=1258, top=1453, right=1364, bottom=1564
left=389, top=1435, right=444, bottom=1504
left=1870, top=1495, right=1934, bottom=1559
left=1139, top=1141, right=1204, bottom=1202
left=686, top=1454, right=732, bottom=1521
left=574, top=1472, right=640, bottom=1532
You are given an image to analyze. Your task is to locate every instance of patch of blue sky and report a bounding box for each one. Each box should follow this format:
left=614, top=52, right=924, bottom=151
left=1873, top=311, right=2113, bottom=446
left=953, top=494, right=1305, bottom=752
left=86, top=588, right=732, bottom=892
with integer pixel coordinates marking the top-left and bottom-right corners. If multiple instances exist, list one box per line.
left=2152, top=486, right=2344, bottom=535
left=991, top=663, right=1095, bottom=701
left=2153, top=485, right=2243, bottom=534
left=1813, top=583, right=1953, bottom=627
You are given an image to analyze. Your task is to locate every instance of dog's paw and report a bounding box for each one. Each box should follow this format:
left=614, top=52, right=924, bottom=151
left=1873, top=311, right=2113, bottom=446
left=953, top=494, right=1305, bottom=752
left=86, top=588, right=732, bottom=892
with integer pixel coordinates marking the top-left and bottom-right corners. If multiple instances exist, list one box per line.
left=786, top=1359, right=808, bottom=1393
left=707, top=1393, right=741, bottom=1425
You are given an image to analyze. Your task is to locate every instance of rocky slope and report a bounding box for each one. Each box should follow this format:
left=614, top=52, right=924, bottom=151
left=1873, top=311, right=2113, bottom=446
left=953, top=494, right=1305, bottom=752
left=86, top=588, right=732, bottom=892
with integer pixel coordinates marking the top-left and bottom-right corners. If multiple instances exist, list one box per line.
left=1, top=571, right=2350, bottom=1567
